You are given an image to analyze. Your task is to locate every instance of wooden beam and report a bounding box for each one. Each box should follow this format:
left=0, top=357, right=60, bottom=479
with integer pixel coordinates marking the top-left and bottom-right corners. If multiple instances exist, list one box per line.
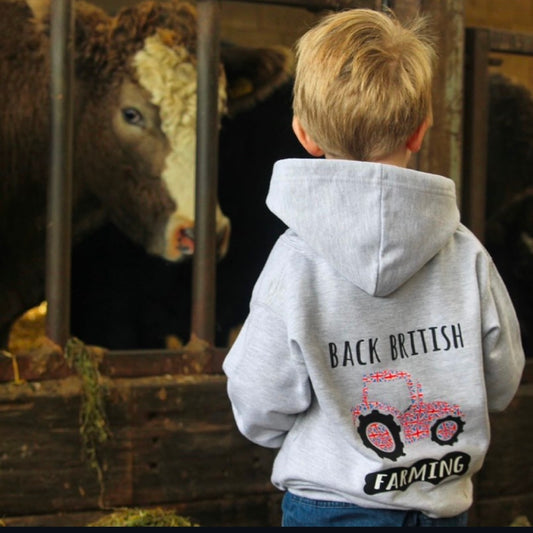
left=462, top=27, right=490, bottom=241
left=489, top=28, right=533, bottom=56
left=417, top=0, right=465, bottom=191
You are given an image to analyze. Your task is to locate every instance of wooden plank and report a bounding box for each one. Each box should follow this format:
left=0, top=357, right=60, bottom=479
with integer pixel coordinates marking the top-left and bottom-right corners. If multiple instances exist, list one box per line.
left=489, top=28, right=533, bottom=56
left=0, top=343, right=227, bottom=383
left=0, top=374, right=277, bottom=521
left=0, top=377, right=103, bottom=513
left=99, top=375, right=276, bottom=508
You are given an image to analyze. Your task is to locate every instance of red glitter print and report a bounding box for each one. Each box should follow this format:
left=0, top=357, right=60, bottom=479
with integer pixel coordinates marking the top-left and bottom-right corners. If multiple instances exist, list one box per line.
left=352, top=370, right=465, bottom=461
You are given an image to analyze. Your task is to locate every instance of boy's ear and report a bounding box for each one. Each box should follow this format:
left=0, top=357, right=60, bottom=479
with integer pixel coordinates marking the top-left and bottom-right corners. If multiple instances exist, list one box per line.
left=406, top=117, right=431, bottom=153
left=292, top=116, right=325, bottom=157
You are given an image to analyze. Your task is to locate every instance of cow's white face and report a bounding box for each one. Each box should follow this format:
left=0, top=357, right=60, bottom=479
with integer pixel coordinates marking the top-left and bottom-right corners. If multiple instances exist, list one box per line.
left=132, top=33, right=231, bottom=261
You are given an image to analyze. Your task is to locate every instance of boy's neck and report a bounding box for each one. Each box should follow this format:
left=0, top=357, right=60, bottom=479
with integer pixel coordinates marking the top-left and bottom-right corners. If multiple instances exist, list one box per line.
left=372, top=145, right=412, bottom=168
left=325, top=147, right=412, bottom=168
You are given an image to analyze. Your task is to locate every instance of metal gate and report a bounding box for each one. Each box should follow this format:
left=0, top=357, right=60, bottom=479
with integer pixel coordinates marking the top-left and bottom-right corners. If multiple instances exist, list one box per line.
left=42, top=0, right=380, bottom=376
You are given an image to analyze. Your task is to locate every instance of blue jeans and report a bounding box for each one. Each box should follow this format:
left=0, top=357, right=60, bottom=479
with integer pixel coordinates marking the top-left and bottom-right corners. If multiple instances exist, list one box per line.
left=281, top=492, right=469, bottom=527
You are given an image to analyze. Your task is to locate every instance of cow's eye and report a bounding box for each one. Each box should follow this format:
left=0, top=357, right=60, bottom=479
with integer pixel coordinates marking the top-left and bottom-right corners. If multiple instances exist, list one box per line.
left=122, top=107, right=144, bottom=127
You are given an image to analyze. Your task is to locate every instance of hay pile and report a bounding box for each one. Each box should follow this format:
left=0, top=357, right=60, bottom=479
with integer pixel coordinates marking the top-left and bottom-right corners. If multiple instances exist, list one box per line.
left=88, top=507, right=199, bottom=527
left=7, top=301, right=47, bottom=354
left=510, top=515, right=531, bottom=527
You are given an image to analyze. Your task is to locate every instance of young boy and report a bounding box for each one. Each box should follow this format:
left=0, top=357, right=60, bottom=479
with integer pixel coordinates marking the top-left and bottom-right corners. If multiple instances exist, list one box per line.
left=222, top=8, right=525, bottom=527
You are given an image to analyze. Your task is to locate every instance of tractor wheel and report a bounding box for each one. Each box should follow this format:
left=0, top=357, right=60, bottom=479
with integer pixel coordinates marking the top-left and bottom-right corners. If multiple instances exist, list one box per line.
left=430, top=415, right=465, bottom=446
left=357, top=410, right=404, bottom=461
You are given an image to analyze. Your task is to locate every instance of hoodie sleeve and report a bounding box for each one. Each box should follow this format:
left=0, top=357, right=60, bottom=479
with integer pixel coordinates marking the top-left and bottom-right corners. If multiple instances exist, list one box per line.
left=222, top=302, right=312, bottom=448
left=482, top=260, right=525, bottom=412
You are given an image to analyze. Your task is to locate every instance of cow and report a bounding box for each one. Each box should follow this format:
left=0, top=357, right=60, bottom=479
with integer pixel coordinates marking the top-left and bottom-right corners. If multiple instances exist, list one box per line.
left=0, top=0, right=294, bottom=349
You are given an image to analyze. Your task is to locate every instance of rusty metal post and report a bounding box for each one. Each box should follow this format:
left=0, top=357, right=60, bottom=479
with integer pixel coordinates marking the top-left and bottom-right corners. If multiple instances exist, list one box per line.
left=46, top=0, right=74, bottom=347
left=191, top=0, right=221, bottom=346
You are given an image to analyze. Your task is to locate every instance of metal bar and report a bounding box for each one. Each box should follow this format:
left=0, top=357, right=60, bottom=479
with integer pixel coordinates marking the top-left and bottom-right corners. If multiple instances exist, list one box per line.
left=189, top=0, right=377, bottom=347
left=191, top=0, right=221, bottom=346
left=462, top=27, right=490, bottom=242
left=45, top=0, right=74, bottom=347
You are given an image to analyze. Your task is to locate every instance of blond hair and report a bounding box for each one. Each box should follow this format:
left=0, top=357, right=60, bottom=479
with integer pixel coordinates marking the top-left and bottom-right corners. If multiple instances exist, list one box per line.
left=293, top=8, right=436, bottom=161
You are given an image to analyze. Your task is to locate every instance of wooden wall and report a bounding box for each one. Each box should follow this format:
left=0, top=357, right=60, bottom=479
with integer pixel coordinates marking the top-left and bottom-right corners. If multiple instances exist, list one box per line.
left=465, top=0, right=533, bottom=91
left=223, top=0, right=465, bottom=191
left=220, top=1, right=322, bottom=48
left=0, top=356, right=531, bottom=527
left=0, top=371, right=282, bottom=527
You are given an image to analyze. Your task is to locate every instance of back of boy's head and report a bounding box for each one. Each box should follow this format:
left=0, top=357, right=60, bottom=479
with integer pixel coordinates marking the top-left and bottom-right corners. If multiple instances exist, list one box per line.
left=293, top=8, right=437, bottom=161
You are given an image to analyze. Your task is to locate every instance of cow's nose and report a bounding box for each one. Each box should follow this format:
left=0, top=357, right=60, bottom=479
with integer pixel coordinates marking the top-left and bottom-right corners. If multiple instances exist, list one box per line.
left=175, top=224, right=195, bottom=256
left=173, top=220, right=231, bottom=260
left=182, top=226, right=195, bottom=241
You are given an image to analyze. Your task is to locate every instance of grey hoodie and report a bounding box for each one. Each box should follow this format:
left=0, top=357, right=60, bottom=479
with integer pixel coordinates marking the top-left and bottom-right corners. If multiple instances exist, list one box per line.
left=223, top=158, right=525, bottom=518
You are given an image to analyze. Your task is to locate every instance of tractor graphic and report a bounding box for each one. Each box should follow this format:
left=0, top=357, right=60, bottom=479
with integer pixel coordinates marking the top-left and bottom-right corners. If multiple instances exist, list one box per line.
left=352, top=370, right=465, bottom=461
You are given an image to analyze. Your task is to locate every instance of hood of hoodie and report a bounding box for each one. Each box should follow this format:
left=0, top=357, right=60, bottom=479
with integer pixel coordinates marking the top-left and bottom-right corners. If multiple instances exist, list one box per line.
left=266, top=158, right=460, bottom=297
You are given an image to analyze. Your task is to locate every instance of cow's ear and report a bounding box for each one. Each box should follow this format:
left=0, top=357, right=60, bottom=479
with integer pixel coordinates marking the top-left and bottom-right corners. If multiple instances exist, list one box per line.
left=72, top=3, right=113, bottom=81
left=37, top=1, right=113, bottom=81
left=221, top=43, right=294, bottom=116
